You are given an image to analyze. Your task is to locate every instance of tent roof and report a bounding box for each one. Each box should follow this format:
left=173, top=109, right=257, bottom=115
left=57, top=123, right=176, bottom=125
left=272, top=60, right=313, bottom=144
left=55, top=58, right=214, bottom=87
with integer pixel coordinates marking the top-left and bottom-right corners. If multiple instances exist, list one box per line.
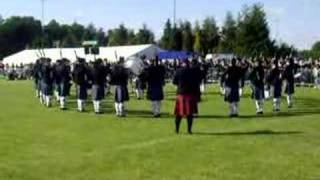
left=158, top=51, right=194, bottom=60
left=3, top=44, right=160, bottom=65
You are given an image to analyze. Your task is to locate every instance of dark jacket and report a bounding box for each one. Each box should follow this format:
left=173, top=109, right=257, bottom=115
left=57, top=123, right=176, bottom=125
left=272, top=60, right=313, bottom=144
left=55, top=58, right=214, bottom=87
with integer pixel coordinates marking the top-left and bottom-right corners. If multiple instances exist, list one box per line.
left=283, top=64, right=295, bottom=83
left=91, top=63, right=107, bottom=86
left=145, top=65, right=166, bottom=101
left=55, top=63, right=71, bottom=83
left=110, top=64, right=129, bottom=86
left=41, top=62, right=54, bottom=84
left=72, top=63, right=90, bottom=85
left=249, top=66, right=265, bottom=88
left=222, top=65, right=242, bottom=89
left=173, top=66, right=202, bottom=95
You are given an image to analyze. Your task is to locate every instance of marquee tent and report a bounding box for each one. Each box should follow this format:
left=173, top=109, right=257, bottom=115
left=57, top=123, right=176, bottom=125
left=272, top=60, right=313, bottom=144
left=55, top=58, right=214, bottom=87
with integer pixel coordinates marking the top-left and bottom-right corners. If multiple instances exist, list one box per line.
left=3, top=44, right=161, bottom=65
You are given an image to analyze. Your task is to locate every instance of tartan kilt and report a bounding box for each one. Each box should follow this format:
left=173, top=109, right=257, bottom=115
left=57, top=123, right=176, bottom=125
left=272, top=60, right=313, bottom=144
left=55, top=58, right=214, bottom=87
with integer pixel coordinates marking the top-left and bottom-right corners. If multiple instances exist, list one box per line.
left=92, top=84, right=105, bottom=101
left=174, top=94, right=198, bottom=117
left=41, top=81, right=53, bottom=96
left=224, top=86, right=239, bottom=103
left=34, top=79, right=41, bottom=91
left=58, top=82, right=71, bottom=97
left=147, top=85, right=164, bottom=101
left=253, top=85, right=265, bottom=100
left=271, top=84, right=282, bottom=98
left=284, top=81, right=295, bottom=95
left=76, top=84, right=88, bottom=100
left=135, top=80, right=146, bottom=90
left=115, top=85, right=129, bottom=103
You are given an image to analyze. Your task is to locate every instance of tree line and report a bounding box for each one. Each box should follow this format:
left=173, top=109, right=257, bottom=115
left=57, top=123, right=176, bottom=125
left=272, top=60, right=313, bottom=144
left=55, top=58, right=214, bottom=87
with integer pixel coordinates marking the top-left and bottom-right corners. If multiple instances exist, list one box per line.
left=0, top=3, right=317, bottom=60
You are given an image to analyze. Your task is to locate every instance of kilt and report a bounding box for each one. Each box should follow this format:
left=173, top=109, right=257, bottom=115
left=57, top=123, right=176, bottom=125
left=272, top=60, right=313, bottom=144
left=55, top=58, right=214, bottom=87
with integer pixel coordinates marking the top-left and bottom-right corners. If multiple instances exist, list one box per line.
left=115, top=85, right=129, bottom=103
left=224, top=86, right=239, bottom=103
left=41, top=81, right=53, bottom=96
left=58, top=82, right=71, bottom=97
left=147, top=84, right=164, bottom=101
left=135, top=80, right=146, bottom=90
left=34, top=79, right=41, bottom=91
left=92, top=84, right=105, bottom=101
left=253, top=85, right=265, bottom=100
left=76, top=84, right=88, bottom=100
left=271, top=84, right=282, bottom=98
left=174, top=94, right=198, bottom=117
left=285, top=82, right=295, bottom=95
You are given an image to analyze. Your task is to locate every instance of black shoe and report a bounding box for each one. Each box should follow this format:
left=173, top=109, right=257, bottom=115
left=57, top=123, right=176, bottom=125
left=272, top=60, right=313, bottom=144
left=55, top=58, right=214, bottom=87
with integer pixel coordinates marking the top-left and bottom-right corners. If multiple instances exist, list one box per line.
left=153, top=114, right=161, bottom=118
left=230, top=114, right=239, bottom=118
left=188, top=131, right=193, bottom=135
left=60, top=107, right=67, bottom=111
left=257, top=111, right=263, bottom=115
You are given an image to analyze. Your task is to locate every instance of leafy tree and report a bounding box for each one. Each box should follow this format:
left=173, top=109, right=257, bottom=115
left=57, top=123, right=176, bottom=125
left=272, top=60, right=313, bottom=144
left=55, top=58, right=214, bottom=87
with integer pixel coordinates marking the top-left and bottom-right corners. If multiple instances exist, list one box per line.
left=108, top=24, right=129, bottom=46
left=193, top=21, right=204, bottom=54
left=172, top=26, right=183, bottom=51
left=181, top=21, right=194, bottom=52
left=219, top=12, right=237, bottom=53
left=135, top=24, right=154, bottom=44
left=202, top=17, right=220, bottom=54
left=0, top=16, right=42, bottom=59
left=236, top=4, right=272, bottom=57
left=160, top=19, right=174, bottom=50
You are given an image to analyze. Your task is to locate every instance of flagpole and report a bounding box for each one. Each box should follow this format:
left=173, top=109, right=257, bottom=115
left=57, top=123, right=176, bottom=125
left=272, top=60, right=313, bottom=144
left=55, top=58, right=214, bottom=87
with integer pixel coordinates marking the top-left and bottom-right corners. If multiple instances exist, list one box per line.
left=173, top=0, right=176, bottom=27
left=41, top=0, right=45, bottom=48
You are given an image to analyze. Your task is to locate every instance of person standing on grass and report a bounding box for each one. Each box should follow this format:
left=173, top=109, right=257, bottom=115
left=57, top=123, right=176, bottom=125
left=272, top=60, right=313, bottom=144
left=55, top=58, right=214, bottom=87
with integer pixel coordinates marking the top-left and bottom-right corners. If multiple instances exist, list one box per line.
left=40, top=58, right=54, bottom=107
left=72, top=58, right=91, bottom=112
left=145, top=57, right=166, bottom=118
left=249, top=59, right=265, bottom=115
left=222, top=58, right=242, bottom=117
left=55, top=58, right=72, bottom=110
left=91, top=59, right=108, bottom=114
left=267, top=59, right=283, bottom=112
left=32, top=59, right=42, bottom=100
left=173, top=59, right=201, bottom=134
left=190, top=59, right=203, bottom=117
left=110, top=57, right=130, bottom=117
left=134, top=71, right=147, bottom=100
left=283, top=58, right=296, bottom=108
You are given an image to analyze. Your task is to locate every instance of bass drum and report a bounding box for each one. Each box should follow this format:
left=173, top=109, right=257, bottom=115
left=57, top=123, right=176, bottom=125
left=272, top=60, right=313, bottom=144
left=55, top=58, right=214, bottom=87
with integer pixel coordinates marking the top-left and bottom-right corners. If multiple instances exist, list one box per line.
left=124, top=57, right=145, bottom=75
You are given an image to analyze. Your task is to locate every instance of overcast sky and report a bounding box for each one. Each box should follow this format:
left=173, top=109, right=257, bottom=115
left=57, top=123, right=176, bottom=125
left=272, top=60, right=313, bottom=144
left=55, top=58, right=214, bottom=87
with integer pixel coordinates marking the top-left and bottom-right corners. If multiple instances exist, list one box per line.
left=1, top=0, right=319, bottom=50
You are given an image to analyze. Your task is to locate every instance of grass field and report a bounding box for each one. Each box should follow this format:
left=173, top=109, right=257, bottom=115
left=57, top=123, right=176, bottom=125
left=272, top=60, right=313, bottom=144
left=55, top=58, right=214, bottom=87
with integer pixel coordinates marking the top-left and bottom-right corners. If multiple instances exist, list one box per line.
left=0, top=80, right=320, bottom=180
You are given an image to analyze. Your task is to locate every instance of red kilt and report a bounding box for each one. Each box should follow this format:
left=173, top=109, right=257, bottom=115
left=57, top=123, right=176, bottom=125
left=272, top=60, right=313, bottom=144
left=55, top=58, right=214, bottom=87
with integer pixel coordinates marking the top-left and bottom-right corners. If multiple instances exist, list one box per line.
left=174, top=94, right=198, bottom=117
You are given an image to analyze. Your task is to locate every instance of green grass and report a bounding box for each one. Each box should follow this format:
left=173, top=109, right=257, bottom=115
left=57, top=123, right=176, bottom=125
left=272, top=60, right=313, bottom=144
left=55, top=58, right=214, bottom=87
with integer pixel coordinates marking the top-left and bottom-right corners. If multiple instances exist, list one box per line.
left=0, top=80, right=320, bottom=180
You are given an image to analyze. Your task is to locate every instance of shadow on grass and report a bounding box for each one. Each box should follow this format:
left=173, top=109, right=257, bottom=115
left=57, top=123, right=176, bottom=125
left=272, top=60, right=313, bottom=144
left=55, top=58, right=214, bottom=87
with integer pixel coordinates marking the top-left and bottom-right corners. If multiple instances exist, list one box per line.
left=193, top=130, right=303, bottom=136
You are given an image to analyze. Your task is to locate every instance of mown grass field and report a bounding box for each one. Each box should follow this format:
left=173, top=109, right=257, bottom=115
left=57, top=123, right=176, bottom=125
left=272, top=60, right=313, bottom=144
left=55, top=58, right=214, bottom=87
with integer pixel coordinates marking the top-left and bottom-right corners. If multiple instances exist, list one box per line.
left=0, top=80, right=320, bottom=180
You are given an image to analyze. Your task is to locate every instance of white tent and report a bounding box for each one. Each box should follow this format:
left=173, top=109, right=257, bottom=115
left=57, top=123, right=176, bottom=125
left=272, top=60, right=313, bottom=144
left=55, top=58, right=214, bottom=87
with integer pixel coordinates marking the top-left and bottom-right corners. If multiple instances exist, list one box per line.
left=3, top=44, right=160, bottom=65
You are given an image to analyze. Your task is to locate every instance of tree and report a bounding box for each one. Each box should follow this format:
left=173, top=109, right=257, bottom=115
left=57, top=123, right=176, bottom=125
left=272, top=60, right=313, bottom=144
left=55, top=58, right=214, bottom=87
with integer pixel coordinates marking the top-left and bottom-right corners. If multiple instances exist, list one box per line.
left=96, top=28, right=108, bottom=46
left=160, top=19, right=174, bottom=50
left=83, top=23, right=97, bottom=41
left=135, top=24, right=154, bottom=44
left=236, top=4, right=273, bottom=57
left=219, top=12, right=237, bottom=53
left=108, top=24, right=129, bottom=46
left=193, top=21, right=204, bottom=54
left=0, top=16, right=42, bottom=59
left=127, top=30, right=136, bottom=45
left=0, top=15, right=3, bottom=25
left=172, top=26, right=183, bottom=51
left=202, top=17, right=220, bottom=54
left=181, top=21, right=194, bottom=52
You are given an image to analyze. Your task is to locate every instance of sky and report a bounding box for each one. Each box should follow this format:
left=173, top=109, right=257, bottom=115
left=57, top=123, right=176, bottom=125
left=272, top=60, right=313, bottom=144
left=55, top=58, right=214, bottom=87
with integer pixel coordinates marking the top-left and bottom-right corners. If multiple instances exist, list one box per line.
left=1, top=0, right=319, bottom=50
